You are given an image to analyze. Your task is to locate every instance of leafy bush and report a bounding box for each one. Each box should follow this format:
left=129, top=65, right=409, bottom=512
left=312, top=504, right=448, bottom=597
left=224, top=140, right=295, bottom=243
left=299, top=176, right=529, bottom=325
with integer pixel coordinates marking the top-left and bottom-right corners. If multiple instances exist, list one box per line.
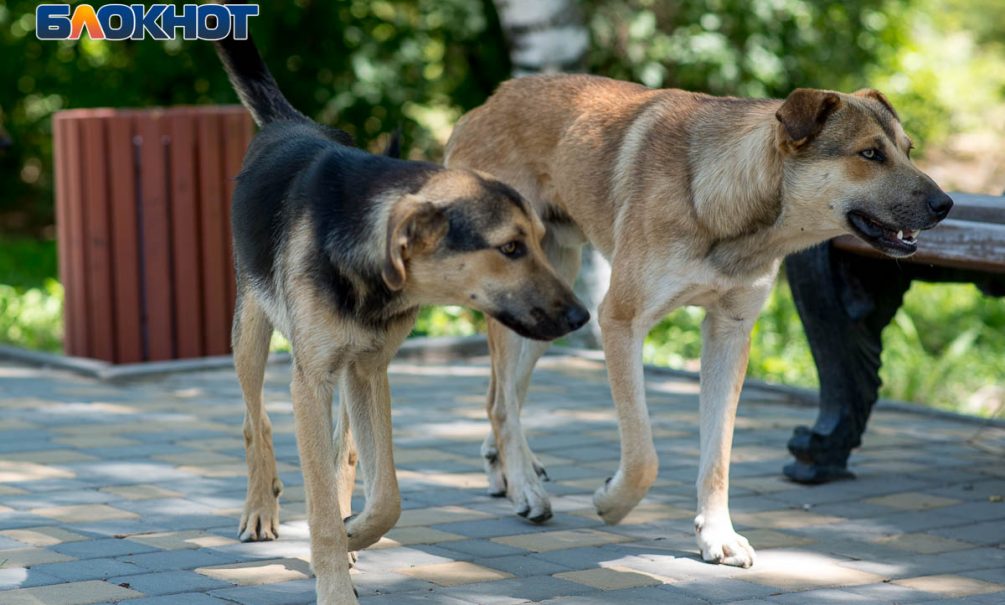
left=0, top=280, right=62, bottom=352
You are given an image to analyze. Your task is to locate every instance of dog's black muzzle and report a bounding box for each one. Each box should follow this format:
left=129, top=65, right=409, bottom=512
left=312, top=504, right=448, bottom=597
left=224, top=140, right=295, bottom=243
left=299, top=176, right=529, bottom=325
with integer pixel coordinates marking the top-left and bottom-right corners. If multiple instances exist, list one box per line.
left=493, top=300, right=590, bottom=341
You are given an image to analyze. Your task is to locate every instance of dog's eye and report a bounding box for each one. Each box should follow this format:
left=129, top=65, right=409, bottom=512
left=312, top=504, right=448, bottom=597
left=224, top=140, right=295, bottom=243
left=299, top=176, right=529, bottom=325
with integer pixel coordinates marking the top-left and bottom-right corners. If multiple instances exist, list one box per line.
left=498, top=241, right=526, bottom=259
left=859, top=148, right=884, bottom=162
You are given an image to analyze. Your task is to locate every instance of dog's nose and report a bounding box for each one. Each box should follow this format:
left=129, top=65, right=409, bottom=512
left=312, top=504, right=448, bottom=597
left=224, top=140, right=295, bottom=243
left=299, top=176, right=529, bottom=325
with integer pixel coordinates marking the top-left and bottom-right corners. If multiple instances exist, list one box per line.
left=564, top=304, right=590, bottom=331
left=927, top=190, right=953, bottom=220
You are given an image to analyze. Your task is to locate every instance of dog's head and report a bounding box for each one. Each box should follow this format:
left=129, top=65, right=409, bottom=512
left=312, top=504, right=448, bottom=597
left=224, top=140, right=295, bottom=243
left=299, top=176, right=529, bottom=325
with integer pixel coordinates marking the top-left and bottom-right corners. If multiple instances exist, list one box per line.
left=776, top=88, right=952, bottom=257
left=382, top=170, right=589, bottom=340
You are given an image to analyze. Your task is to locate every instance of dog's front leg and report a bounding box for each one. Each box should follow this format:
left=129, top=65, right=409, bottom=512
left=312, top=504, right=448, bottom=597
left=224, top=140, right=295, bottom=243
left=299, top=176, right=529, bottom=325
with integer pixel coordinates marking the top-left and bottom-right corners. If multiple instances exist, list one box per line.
left=291, top=366, right=357, bottom=605
left=693, top=303, right=762, bottom=568
left=484, top=320, right=555, bottom=522
left=593, top=300, right=659, bottom=524
left=343, top=361, right=402, bottom=551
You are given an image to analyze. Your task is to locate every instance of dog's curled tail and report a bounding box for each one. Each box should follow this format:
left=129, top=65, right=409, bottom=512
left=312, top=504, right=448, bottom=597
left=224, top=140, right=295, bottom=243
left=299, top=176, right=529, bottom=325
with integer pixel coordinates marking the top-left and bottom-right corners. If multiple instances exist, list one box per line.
left=213, top=1, right=305, bottom=127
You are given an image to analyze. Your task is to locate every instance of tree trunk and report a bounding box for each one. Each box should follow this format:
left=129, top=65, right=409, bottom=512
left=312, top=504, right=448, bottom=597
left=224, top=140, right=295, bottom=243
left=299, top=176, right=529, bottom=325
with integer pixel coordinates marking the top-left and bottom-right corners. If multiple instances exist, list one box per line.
left=492, top=0, right=607, bottom=347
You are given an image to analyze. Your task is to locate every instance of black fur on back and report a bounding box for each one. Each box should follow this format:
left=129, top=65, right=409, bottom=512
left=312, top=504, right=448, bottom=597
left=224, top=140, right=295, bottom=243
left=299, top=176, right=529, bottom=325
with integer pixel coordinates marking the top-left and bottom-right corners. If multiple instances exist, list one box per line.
left=232, top=121, right=440, bottom=327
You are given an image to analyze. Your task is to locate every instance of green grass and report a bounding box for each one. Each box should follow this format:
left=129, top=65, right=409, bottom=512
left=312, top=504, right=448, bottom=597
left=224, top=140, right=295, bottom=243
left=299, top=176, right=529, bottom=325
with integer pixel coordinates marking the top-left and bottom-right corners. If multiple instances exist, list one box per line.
left=2, top=237, right=1001, bottom=417
left=0, top=237, right=62, bottom=352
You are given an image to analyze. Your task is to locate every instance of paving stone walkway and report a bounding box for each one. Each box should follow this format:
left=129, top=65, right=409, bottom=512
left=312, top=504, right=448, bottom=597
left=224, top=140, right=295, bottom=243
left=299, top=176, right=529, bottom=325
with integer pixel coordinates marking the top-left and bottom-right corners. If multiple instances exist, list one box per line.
left=1, top=349, right=1003, bottom=604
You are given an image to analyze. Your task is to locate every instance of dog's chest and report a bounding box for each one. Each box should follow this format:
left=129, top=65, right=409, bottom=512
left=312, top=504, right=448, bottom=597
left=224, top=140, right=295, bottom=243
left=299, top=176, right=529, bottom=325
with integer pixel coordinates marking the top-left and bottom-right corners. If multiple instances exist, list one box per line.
left=657, top=258, right=778, bottom=310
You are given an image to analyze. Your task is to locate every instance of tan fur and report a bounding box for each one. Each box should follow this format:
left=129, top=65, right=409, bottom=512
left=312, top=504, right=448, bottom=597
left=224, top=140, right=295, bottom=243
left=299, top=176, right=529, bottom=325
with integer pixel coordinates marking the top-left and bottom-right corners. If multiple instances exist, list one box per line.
left=445, top=74, right=949, bottom=567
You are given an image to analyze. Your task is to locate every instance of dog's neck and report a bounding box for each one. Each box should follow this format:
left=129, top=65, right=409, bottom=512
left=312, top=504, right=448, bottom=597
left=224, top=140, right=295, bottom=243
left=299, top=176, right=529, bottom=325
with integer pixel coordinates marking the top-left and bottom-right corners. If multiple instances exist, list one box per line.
left=703, top=103, right=843, bottom=277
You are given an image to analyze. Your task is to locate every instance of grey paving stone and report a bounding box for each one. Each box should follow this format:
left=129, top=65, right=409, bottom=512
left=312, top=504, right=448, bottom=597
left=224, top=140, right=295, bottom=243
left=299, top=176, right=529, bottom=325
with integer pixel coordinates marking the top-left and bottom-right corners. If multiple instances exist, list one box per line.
left=2, top=354, right=1002, bottom=604
left=439, top=575, right=594, bottom=604
left=353, top=571, right=440, bottom=597
left=116, top=593, right=235, bottom=605
left=539, top=585, right=711, bottom=604
left=359, top=592, right=479, bottom=604
left=119, top=548, right=241, bottom=571
left=767, top=587, right=887, bottom=604
left=674, top=577, right=781, bottom=603
left=108, top=570, right=233, bottom=595
left=0, top=567, right=64, bottom=590
left=843, top=582, right=948, bottom=602
left=480, top=554, right=574, bottom=577
left=52, top=538, right=160, bottom=559
left=31, top=557, right=147, bottom=582
left=930, top=519, right=1005, bottom=546
left=209, top=579, right=319, bottom=605
left=354, top=547, right=457, bottom=573
left=433, top=539, right=529, bottom=559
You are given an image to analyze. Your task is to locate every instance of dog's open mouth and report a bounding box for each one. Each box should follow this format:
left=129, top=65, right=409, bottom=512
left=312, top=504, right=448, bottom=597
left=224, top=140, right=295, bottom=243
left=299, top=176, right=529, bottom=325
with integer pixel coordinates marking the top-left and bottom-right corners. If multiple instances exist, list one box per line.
left=846, top=210, right=920, bottom=257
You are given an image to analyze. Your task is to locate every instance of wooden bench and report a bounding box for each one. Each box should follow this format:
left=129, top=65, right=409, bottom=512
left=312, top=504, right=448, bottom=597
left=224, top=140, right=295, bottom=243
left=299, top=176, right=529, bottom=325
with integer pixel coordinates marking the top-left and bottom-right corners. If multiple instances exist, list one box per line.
left=783, top=193, right=1005, bottom=483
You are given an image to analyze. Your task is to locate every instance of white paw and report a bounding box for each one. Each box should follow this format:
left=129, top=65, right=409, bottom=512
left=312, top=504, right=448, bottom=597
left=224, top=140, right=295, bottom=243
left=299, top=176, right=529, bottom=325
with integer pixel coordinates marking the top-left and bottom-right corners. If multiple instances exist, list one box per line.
left=239, top=477, right=282, bottom=542
left=694, top=514, right=756, bottom=568
left=508, top=463, right=552, bottom=523
left=593, top=473, right=650, bottom=525
left=484, top=442, right=552, bottom=522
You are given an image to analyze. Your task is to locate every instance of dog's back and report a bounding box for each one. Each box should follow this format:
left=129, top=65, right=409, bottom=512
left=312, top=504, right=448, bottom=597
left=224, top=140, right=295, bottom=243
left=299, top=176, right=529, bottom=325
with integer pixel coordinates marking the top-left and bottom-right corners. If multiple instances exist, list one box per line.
left=447, top=74, right=692, bottom=254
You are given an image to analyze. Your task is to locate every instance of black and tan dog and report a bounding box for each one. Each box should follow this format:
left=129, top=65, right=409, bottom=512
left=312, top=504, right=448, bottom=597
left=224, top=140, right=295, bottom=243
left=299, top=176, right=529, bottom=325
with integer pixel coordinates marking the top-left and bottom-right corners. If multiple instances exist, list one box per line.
left=215, top=29, right=588, bottom=605
left=445, top=74, right=953, bottom=568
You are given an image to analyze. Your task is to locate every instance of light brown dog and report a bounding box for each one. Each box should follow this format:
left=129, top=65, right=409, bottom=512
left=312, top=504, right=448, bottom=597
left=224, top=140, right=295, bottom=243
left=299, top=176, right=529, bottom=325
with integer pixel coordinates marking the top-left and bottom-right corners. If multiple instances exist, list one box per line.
left=445, top=74, right=952, bottom=567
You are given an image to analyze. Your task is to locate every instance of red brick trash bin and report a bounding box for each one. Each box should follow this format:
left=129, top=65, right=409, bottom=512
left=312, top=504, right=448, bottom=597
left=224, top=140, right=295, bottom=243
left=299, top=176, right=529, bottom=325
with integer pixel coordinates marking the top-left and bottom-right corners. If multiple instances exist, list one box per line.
left=53, top=106, right=254, bottom=363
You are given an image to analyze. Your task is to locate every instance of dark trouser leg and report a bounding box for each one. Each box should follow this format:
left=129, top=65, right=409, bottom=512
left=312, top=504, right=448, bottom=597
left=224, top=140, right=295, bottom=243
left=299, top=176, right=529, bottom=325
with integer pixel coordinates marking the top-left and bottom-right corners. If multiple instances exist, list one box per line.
left=783, top=243, right=912, bottom=483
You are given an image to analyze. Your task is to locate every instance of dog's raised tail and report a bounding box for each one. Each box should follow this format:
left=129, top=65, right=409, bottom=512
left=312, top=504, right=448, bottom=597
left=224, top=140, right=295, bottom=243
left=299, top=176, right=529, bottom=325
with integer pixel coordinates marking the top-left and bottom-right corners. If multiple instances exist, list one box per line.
left=213, top=2, right=304, bottom=127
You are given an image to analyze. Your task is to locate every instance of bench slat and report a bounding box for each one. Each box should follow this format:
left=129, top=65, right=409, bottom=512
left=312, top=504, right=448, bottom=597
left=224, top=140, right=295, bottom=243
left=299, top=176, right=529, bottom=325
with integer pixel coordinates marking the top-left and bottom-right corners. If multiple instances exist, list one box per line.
left=834, top=219, right=1005, bottom=274
left=946, top=193, right=1005, bottom=225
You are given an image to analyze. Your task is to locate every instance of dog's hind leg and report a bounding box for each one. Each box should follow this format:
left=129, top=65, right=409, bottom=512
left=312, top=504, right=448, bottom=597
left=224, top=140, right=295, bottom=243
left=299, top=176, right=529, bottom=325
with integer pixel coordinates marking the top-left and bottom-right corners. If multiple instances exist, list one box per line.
left=233, top=292, right=283, bottom=542
left=693, top=288, right=769, bottom=568
left=483, top=236, right=582, bottom=523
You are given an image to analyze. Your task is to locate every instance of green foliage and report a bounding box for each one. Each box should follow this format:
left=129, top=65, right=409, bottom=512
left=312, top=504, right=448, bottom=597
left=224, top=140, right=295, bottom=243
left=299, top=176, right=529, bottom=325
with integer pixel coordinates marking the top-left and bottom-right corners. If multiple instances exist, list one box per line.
left=880, top=283, right=1005, bottom=413
left=0, top=279, right=63, bottom=352
left=643, top=278, right=1005, bottom=418
left=0, top=0, right=509, bottom=231
left=413, top=306, right=485, bottom=337
left=0, top=237, right=62, bottom=351
left=643, top=275, right=816, bottom=386
left=584, top=0, right=910, bottom=98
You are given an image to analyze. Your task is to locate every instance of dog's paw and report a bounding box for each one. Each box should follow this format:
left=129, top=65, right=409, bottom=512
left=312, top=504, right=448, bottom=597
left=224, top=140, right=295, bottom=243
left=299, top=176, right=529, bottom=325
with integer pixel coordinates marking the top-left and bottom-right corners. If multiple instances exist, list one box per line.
left=593, top=474, right=649, bottom=525
left=345, top=508, right=399, bottom=552
left=347, top=550, right=358, bottom=569
left=694, top=514, right=756, bottom=568
left=239, top=501, right=280, bottom=542
left=239, top=477, right=282, bottom=542
left=510, top=470, right=552, bottom=523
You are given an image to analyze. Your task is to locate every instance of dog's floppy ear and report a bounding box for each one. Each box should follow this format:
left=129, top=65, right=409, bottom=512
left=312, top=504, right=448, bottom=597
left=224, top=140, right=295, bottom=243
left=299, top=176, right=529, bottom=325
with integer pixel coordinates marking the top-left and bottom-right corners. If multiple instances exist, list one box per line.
left=382, top=196, right=447, bottom=291
left=853, top=88, right=900, bottom=121
left=776, top=89, right=842, bottom=147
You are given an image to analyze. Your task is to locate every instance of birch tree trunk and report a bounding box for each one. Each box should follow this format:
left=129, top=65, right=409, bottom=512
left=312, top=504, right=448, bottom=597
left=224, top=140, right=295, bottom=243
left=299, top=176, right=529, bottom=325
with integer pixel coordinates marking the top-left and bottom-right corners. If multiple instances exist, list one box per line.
left=492, top=0, right=609, bottom=347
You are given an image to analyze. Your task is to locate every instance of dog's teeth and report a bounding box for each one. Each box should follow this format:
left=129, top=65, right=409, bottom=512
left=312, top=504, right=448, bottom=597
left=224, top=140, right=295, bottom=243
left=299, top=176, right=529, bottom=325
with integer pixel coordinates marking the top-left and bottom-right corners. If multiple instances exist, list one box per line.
left=896, top=230, right=904, bottom=240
